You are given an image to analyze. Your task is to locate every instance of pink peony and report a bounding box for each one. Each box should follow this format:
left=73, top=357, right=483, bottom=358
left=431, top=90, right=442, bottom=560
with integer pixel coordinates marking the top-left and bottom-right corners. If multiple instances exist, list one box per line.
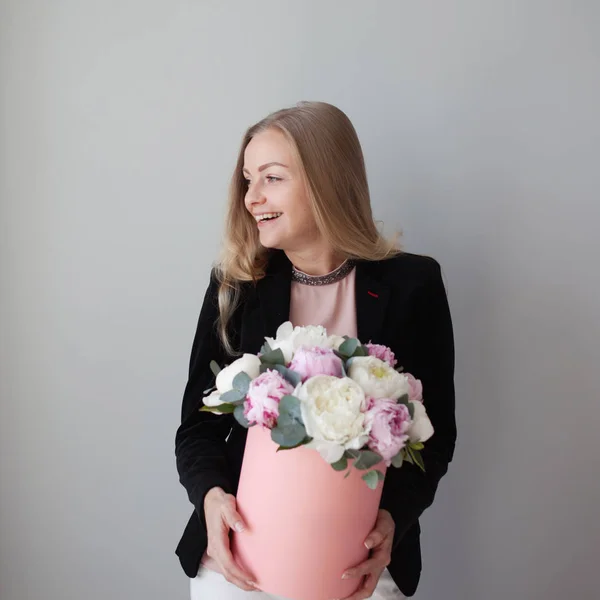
left=365, top=342, right=398, bottom=368
left=288, top=346, right=344, bottom=382
left=364, top=398, right=411, bottom=465
left=244, top=370, right=294, bottom=428
left=406, top=373, right=423, bottom=402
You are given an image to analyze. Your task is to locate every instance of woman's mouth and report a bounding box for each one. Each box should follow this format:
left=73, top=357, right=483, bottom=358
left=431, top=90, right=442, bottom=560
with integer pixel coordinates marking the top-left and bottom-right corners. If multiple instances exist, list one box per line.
left=255, top=212, right=283, bottom=227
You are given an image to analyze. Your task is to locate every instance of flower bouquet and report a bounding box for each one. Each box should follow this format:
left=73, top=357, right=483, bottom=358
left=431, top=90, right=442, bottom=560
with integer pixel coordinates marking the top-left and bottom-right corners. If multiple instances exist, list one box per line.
left=202, top=322, right=433, bottom=600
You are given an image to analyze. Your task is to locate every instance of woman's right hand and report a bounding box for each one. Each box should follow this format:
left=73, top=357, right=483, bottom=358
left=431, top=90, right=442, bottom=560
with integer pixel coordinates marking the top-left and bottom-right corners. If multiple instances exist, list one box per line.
left=203, top=487, right=257, bottom=591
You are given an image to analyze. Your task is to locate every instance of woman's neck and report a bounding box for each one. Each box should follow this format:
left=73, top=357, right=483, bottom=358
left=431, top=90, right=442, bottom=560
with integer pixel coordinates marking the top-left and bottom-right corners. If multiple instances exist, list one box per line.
left=285, top=248, right=347, bottom=276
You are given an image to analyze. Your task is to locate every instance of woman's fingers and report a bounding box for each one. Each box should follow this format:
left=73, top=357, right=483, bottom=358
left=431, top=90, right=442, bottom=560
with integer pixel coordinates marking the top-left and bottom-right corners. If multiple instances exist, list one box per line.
left=219, top=547, right=258, bottom=591
left=363, top=509, right=395, bottom=549
left=338, top=571, right=384, bottom=600
left=342, top=558, right=379, bottom=579
left=204, top=490, right=256, bottom=590
left=221, top=494, right=247, bottom=533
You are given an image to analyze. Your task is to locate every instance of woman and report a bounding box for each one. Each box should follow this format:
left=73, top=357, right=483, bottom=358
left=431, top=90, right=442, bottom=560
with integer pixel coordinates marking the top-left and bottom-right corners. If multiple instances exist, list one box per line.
left=175, top=101, right=456, bottom=599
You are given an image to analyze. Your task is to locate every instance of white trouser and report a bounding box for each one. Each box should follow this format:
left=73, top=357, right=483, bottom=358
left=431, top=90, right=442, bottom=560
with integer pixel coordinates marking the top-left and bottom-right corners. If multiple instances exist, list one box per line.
left=190, top=567, right=405, bottom=599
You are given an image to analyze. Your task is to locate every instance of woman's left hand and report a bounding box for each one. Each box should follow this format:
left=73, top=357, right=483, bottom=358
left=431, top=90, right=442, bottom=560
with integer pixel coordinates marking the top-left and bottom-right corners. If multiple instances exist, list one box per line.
left=339, top=509, right=395, bottom=600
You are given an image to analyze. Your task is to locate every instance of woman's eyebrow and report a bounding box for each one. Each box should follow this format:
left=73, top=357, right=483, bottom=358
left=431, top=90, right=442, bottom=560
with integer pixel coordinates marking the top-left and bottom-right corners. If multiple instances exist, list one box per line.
left=243, top=161, right=289, bottom=174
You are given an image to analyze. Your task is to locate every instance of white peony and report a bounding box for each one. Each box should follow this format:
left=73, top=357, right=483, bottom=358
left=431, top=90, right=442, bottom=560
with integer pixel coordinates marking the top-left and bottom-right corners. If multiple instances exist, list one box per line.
left=298, top=375, right=369, bottom=463
left=265, top=321, right=345, bottom=364
left=216, top=353, right=261, bottom=392
left=348, top=356, right=411, bottom=400
left=408, top=400, right=434, bottom=443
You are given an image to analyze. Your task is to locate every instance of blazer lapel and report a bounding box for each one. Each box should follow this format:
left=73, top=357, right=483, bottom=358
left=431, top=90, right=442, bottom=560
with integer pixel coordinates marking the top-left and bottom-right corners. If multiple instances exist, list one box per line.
left=256, top=251, right=293, bottom=341
left=355, top=260, right=391, bottom=345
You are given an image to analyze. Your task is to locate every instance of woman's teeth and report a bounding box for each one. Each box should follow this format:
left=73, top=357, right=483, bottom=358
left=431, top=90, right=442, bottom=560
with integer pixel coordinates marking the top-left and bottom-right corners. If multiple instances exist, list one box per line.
left=256, top=212, right=282, bottom=223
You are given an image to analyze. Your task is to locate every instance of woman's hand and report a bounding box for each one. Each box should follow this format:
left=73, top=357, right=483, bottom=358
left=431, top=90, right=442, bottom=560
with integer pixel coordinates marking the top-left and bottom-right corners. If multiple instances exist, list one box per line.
left=204, top=487, right=258, bottom=591
left=339, top=509, right=395, bottom=600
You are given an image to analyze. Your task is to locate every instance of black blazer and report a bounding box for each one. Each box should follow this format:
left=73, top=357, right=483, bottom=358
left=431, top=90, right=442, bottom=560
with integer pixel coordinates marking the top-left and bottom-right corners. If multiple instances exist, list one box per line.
left=175, top=250, right=456, bottom=597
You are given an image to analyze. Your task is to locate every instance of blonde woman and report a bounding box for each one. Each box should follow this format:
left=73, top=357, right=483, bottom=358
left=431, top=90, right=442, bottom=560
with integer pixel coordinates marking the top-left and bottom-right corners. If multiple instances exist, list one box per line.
left=175, top=102, right=456, bottom=599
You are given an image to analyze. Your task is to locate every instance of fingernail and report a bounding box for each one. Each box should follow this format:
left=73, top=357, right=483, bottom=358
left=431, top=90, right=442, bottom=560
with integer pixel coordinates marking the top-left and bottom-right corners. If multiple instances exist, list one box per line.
left=247, top=581, right=258, bottom=588
left=341, top=572, right=350, bottom=579
left=234, top=521, right=245, bottom=532
left=364, top=539, right=373, bottom=549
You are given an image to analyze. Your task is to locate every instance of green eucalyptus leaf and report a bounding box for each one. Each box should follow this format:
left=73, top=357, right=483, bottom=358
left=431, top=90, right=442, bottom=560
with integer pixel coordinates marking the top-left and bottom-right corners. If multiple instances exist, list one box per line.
left=272, top=365, right=302, bottom=388
left=260, top=341, right=273, bottom=355
left=339, top=338, right=359, bottom=357
left=353, top=345, right=369, bottom=357
left=275, top=435, right=312, bottom=452
left=354, top=450, right=384, bottom=470
left=376, top=470, right=386, bottom=481
left=220, top=389, right=245, bottom=405
left=344, top=449, right=361, bottom=460
left=232, top=371, right=252, bottom=394
left=271, top=423, right=307, bottom=448
left=362, top=470, right=379, bottom=490
left=397, top=393, right=409, bottom=405
left=331, top=456, right=348, bottom=471
left=260, top=348, right=286, bottom=366
left=278, top=395, right=303, bottom=422
left=391, top=450, right=405, bottom=468
left=233, top=404, right=250, bottom=427
left=210, top=360, right=222, bottom=377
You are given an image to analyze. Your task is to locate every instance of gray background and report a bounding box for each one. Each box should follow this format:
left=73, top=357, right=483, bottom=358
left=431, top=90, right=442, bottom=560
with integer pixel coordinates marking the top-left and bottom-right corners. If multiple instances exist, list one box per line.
left=1, top=1, right=599, bottom=599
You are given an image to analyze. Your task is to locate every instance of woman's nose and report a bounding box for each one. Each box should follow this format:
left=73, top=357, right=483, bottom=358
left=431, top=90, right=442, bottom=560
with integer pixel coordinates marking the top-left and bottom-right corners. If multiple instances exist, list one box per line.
left=246, top=184, right=266, bottom=208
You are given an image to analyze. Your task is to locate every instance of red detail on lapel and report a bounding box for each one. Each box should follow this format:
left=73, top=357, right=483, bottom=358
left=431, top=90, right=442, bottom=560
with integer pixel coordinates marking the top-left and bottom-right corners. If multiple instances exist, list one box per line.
left=367, top=291, right=379, bottom=298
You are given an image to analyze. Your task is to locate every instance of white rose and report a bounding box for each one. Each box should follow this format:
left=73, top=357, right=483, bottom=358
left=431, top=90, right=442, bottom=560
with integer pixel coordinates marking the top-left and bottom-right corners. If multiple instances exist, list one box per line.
left=348, top=356, right=410, bottom=400
left=408, top=400, right=434, bottom=443
left=298, top=375, right=369, bottom=463
left=265, top=321, right=345, bottom=363
left=215, top=353, right=261, bottom=394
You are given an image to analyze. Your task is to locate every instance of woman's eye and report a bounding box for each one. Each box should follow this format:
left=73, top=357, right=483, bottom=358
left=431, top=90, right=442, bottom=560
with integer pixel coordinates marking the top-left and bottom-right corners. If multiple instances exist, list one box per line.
left=266, top=175, right=281, bottom=183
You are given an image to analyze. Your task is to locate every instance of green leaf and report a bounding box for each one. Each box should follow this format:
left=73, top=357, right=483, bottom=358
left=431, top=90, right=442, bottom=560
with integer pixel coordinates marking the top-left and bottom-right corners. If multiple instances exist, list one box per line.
left=260, top=341, right=273, bottom=355
left=344, top=449, right=361, bottom=460
left=278, top=395, right=303, bottom=423
left=353, top=345, right=369, bottom=357
left=232, top=371, right=252, bottom=394
left=210, top=360, right=222, bottom=377
left=353, top=450, right=384, bottom=470
left=397, top=393, right=409, bottom=405
left=331, top=456, right=348, bottom=471
left=233, top=404, right=250, bottom=427
left=220, top=389, right=245, bottom=405
left=275, top=435, right=312, bottom=451
left=391, top=450, right=404, bottom=468
left=260, top=348, right=286, bottom=366
left=200, top=403, right=236, bottom=414
left=408, top=447, right=426, bottom=472
left=338, top=338, right=359, bottom=357
left=362, top=470, right=379, bottom=490
left=410, top=442, right=424, bottom=451
left=376, top=470, right=386, bottom=481
left=272, top=364, right=302, bottom=388
left=271, top=423, right=307, bottom=448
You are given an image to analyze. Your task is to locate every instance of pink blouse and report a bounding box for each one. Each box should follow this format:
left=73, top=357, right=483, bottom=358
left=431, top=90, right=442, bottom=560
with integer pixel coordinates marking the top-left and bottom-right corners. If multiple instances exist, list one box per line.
left=289, top=267, right=358, bottom=338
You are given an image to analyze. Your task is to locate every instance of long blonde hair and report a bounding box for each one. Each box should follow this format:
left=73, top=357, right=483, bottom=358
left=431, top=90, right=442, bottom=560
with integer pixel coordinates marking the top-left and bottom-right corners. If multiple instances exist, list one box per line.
left=215, top=101, right=400, bottom=355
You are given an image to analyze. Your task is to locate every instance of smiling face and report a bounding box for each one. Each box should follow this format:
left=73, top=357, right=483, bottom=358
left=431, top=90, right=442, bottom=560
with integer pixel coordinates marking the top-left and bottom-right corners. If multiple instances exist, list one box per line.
left=243, top=128, right=321, bottom=253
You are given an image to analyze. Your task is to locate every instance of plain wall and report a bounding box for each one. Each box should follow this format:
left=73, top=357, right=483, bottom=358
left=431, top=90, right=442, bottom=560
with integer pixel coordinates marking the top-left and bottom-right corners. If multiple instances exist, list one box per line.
left=1, top=1, right=599, bottom=599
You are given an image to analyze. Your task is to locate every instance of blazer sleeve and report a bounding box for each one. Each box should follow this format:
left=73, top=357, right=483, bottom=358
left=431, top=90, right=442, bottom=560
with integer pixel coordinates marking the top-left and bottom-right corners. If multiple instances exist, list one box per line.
left=379, top=258, right=456, bottom=549
left=175, top=269, right=236, bottom=523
